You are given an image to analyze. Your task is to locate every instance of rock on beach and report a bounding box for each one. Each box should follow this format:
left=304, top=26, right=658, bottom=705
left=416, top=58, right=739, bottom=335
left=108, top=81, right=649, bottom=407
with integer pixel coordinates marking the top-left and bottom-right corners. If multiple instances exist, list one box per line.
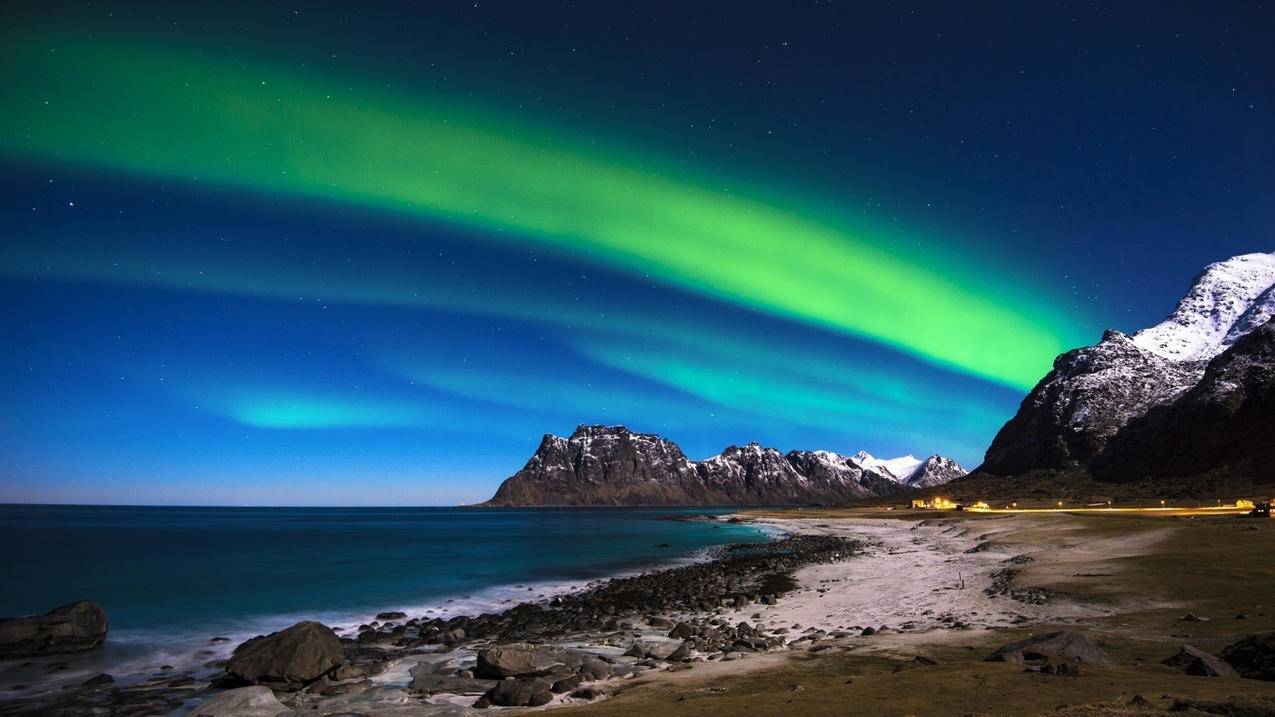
left=0, top=601, right=108, bottom=658
left=225, top=621, right=344, bottom=685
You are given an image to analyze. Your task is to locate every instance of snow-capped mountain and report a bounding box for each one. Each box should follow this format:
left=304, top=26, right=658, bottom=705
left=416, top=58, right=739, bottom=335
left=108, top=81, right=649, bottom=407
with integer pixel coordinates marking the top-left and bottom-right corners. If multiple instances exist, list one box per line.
left=980, top=328, right=1204, bottom=474
left=850, top=451, right=965, bottom=488
left=784, top=449, right=902, bottom=498
left=903, top=455, right=969, bottom=488
left=697, top=443, right=813, bottom=502
left=484, top=425, right=966, bottom=506
left=980, top=250, right=1275, bottom=481
left=487, top=425, right=706, bottom=506
left=851, top=451, right=921, bottom=481
left=1131, top=252, right=1275, bottom=361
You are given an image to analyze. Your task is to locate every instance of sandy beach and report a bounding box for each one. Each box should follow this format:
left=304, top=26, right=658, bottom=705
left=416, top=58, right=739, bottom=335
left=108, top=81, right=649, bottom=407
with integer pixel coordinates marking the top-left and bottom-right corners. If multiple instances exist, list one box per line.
left=558, top=508, right=1275, bottom=717
left=745, top=510, right=1192, bottom=634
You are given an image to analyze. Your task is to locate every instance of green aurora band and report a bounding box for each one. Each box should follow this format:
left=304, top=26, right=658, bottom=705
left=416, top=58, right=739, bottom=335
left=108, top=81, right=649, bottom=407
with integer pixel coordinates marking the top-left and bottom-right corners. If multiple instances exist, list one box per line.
left=1, top=226, right=1014, bottom=447
left=1, top=36, right=1086, bottom=389
left=221, top=395, right=431, bottom=430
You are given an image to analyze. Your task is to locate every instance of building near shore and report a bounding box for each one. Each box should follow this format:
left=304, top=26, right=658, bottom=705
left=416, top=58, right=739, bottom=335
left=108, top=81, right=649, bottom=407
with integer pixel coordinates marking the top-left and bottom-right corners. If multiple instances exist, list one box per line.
left=910, top=497, right=957, bottom=510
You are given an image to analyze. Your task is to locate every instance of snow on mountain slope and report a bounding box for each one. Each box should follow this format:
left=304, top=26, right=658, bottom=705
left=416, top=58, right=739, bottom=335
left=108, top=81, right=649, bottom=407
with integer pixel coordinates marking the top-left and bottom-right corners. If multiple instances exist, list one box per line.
left=850, top=451, right=923, bottom=483
left=1131, top=251, right=1275, bottom=361
left=851, top=451, right=967, bottom=488
left=699, top=443, right=810, bottom=488
left=1224, top=282, right=1275, bottom=348
left=904, top=455, right=967, bottom=488
left=981, top=249, right=1275, bottom=478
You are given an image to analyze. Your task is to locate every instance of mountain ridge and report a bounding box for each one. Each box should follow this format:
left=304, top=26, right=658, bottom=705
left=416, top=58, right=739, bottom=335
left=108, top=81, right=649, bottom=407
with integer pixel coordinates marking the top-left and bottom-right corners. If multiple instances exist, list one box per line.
left=483, top=425, right=966, bottom=506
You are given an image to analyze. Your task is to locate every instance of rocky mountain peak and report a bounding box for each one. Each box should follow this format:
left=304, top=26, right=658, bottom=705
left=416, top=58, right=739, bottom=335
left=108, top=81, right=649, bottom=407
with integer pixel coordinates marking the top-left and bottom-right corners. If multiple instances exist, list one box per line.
left=714, top=442, right=784, bottom=460
left=1091, top=315, right=1275, bottom=481
left=565, top=424, right=690, bottom=461
left=978, top=250, right=1275, bottom=483
left=906, top=455, right=967, bottom=488
left=568, top=423, right=664, bottom=445
left=848, top=451, right=926, bottom=483
left=1100, top=328, right=1131, bottom=343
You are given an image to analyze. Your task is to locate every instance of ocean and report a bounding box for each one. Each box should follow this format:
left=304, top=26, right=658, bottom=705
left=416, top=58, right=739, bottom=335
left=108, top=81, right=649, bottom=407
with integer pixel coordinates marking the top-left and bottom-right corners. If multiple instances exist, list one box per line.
left=0, top=504, right=772, bottom=691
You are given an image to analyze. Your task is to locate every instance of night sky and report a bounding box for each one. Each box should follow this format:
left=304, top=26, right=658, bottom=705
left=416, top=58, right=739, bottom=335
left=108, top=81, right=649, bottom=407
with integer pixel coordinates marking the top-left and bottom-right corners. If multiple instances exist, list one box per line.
left=2, top=2, right=1270, bottom=505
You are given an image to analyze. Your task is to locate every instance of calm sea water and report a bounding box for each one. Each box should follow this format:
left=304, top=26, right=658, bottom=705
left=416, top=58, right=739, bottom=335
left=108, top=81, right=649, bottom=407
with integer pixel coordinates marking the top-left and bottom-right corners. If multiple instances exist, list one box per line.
left=0, top=505, right=771, bottom=688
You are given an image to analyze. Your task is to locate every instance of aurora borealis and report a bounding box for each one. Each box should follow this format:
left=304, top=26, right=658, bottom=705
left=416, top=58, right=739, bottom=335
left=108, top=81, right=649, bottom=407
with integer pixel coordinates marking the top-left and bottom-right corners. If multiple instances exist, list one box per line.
left=2, top=2, right=1270, bottom=504
left=2, top=35, right=1081, bottom=388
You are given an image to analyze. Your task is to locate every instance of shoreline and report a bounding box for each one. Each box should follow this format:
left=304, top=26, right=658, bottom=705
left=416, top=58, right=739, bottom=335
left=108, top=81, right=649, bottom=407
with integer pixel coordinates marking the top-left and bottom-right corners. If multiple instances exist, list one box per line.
left=0, top=514, right=799, bottom=715
left=0, top=509, right=774, bottom=696
left=5, top=509, right=1271, bottom=716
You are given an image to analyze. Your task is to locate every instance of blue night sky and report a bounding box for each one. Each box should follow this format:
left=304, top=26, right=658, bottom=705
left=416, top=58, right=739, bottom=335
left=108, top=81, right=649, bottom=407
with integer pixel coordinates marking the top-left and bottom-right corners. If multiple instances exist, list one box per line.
left=1, top=1, right=1271, bottom=505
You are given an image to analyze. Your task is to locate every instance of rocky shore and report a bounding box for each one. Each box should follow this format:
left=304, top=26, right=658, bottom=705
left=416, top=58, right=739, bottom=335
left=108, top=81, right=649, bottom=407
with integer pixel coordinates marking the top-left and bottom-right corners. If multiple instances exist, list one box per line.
left=0, top=532, right=861, bottom=716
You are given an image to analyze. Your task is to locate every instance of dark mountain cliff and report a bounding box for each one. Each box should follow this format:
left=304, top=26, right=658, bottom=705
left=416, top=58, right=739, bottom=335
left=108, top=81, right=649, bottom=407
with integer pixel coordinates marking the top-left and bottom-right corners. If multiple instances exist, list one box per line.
left=484, top=425, right=965, bottom=506
left=974, top=252, right=1275, bottom=489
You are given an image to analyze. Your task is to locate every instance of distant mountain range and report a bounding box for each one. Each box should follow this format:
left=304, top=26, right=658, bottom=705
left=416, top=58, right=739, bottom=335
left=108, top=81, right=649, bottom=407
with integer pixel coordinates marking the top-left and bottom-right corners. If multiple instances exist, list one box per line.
left=482, top=424, right=965, bottom=506
left=977, top=251, right=1275, bottom=487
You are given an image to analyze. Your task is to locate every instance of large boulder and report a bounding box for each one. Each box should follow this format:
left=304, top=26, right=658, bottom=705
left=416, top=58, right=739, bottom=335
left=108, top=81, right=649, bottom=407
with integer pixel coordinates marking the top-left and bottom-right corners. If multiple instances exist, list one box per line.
left=1220, top=632, right=1275, bottom=681
left=668, top=622, right=696, bottom=640
left=226, top=621, right=344, bottom=685
left=986, top=631, right=1115, bottom=667
left=1162, top=645, right=1239, bottom=678
left=479, top=678, right=554, bottom=707
left=190, top=686, right=294, bottom=716
left=329, top=659, right=388, bottom=681
left=408, top=662, right=496, bottom=695
left=624, top=639, right=679, bottom=660
left=0, top=601, right=108, bottom=658
left=578, top=656, right=614, bottom=680
left=474, top=644, right=579, bottom=678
